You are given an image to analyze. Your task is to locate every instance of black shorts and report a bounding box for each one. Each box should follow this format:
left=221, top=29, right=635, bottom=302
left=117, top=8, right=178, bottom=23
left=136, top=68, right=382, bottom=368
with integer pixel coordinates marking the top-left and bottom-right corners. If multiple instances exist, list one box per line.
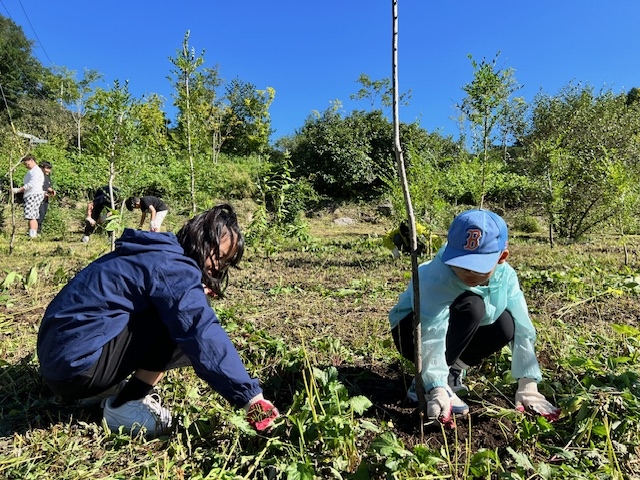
left=43, top=315, right=191, bottom=399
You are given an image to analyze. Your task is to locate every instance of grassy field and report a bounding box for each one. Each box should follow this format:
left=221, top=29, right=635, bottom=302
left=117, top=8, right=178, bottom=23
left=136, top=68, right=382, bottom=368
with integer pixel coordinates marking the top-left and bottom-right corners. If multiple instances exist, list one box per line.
left=1, top=202, right=640, bottom=479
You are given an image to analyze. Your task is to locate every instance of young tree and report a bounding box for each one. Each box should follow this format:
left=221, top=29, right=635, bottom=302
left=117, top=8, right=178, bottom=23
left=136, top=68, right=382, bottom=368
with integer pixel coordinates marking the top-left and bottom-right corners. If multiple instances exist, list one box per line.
left=169, top=31, right=215, bottom=213
left=85, top=80, right=137, bottom=250
left=350, top=73, right=411, bottom=113
left=458, top=52, right=521, bottom=208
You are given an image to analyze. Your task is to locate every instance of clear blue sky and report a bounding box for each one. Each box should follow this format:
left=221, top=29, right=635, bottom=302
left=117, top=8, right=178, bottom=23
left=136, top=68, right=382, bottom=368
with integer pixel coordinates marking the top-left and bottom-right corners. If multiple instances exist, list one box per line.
left=4, top=1, right=640, bottom=142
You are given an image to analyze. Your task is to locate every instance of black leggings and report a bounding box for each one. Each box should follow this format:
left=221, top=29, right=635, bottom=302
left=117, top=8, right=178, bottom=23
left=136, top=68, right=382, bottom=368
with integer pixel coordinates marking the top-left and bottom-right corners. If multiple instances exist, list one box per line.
left=391, top=291, right=515, bottom=367
left=43, top=315, right=191, bottom=400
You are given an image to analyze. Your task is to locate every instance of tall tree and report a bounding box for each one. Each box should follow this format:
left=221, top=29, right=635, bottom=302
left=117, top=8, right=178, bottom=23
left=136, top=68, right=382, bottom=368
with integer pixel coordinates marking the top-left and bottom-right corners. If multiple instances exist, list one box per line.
left=458, top=52, right=521, bottom=208
left=0, top=15, right=53, bottom=117
left=221, top=79, right=274, bottom=157
left=169, top=31, right=217, bottom=213
left=85, top=80, right=138, bottom=250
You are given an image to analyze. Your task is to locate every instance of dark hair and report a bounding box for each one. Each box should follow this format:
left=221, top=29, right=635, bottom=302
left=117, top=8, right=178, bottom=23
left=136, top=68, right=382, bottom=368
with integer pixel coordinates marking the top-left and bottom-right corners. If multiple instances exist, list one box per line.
left=21, top=154, right=36, bottom=163
left=176, top=204, right=244, bottom=298
left=125, top=196, right=140, bottom=211
left=39, top=161, right=52, bottom=169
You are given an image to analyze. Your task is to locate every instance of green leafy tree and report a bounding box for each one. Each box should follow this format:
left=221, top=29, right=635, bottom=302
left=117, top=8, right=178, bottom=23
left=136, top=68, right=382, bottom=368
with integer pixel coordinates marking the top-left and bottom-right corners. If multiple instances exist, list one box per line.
left=169, top=31, right=210, bottom=213
left=290, top=103, right=396, bottom=199
left=458, top=52, right=522, bottom=207
left=0, top=15, right=54, bottom=118
left=350, top=73, right=411, bottom=112
left=221, top=78, right=274, bottom=157
left=85, top=80, right=138, bottom=249
left=135, top=93, right=170, bottom=152
left=525, top=83, right=640, bottom=240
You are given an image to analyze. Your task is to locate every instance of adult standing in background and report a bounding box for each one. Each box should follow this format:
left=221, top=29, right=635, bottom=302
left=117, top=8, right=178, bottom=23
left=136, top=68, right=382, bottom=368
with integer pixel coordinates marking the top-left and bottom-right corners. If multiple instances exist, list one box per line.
left=11, top=154, right=44, bottom=238
left=37, top=161, right=57, bottom=234
left=125, top=195, right=169, bottom=232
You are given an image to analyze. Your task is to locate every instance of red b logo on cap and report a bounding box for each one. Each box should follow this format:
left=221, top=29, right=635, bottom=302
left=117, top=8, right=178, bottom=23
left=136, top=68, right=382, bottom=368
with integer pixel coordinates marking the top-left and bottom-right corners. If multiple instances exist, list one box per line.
left=464, top=229, right=482, bottom=251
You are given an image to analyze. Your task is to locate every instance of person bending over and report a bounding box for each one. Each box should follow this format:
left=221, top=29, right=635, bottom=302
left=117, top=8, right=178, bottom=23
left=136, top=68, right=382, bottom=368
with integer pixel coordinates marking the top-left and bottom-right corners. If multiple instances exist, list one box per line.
left=125, top=195, right=169, bottom=232
left=82, top=186, right=120, bottom=243
left=38, top=204, right=279, bottom=437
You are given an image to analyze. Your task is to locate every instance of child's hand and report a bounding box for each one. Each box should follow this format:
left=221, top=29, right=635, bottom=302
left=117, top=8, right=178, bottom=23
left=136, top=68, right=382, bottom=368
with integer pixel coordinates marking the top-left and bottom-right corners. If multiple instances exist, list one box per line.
left=515, top=378, right=560, bottom=421
left=426, top=387, right=454, bottom=427
left=245, top=396, right=279, bottom=431
left=202, top=284, right=217, bottom=298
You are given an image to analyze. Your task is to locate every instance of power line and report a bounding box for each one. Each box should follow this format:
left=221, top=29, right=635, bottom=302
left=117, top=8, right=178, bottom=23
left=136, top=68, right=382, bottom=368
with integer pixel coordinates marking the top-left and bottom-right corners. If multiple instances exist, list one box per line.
left=17, top=0, right=54, bottom=65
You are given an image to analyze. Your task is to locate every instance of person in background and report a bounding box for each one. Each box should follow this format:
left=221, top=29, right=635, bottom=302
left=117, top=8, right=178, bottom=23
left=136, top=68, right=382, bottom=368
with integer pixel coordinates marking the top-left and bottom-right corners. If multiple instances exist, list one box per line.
left=388, top=209, right=560, bottom=426
left=37, top=204, right=279, bottom=437
left=82, top=185, right=120, bottom=243
left=383, top=220, right=427, bottom=258
left=125, top=195, right=169, bottom=232
left=11, top=154, right=44, bottom=238
left=37, top=161, right=57, bottom=234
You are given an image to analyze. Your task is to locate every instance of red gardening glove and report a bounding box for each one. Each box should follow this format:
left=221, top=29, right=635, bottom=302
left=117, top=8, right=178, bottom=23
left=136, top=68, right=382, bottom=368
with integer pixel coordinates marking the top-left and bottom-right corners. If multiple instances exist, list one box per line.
left=246, top=398, right=279, bottom=431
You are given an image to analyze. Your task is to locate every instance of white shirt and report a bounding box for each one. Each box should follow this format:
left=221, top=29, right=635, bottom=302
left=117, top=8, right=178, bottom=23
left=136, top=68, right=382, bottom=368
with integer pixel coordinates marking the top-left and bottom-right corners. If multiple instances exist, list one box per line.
left=23, top=166, right=45, bottom=198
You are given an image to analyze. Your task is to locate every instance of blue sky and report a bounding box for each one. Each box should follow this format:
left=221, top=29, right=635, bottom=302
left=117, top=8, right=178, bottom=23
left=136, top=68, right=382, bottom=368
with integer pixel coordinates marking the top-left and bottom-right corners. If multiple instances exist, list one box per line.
left=4, top=1, right=640, bottom=142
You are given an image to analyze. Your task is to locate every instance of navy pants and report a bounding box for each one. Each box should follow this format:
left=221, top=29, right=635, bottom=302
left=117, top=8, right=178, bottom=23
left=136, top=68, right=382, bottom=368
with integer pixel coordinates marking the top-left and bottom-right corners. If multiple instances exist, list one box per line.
left=391, top=291, right=515, bottom=367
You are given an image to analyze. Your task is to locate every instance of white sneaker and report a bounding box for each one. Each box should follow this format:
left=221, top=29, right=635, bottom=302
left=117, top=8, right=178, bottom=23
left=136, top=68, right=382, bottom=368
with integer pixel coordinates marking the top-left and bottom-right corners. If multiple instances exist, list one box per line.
left=81, top=236, right=90, bottom=243
left=103, top=393, right=172, bottom=438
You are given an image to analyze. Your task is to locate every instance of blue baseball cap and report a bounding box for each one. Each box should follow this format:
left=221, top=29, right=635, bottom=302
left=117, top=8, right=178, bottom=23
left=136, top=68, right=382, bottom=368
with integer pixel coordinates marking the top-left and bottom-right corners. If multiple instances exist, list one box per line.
left=441, top=209, right=508, bottom=274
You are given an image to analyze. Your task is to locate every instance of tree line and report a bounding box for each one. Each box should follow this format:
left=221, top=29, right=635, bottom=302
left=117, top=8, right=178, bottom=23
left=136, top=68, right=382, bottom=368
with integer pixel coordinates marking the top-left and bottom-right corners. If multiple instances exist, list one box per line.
left=2, top=14, right=640, bottom=243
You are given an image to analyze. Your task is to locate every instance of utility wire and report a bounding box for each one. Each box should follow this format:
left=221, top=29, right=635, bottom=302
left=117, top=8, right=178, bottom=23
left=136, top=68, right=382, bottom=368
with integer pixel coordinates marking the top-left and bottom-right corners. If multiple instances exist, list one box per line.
left=17, top=0, right=54, bottom=65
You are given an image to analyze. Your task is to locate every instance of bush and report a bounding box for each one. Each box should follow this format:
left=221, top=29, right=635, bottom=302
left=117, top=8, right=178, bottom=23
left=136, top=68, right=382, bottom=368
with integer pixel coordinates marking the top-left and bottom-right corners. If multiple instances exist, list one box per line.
left=512, top=213, right=541, bottom=233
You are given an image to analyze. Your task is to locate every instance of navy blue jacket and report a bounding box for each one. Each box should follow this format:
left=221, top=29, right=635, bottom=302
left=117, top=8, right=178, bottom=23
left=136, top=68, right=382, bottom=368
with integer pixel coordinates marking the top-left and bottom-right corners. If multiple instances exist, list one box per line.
left=37, top=229, right=262, bottom=407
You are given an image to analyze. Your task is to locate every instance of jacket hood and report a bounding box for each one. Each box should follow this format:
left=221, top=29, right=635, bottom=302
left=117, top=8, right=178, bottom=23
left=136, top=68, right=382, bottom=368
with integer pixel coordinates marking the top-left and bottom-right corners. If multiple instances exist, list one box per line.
left=115, top=228, right=184, bottom=256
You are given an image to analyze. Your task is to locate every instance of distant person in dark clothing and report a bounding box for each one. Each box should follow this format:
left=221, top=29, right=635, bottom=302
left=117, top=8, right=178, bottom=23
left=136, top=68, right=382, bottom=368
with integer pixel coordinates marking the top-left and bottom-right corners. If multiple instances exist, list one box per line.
left=125, top=196, right=169, bottom=232
left=37, top=161, right=57, bottom=233
left=82, top=186, right=120, bottom=243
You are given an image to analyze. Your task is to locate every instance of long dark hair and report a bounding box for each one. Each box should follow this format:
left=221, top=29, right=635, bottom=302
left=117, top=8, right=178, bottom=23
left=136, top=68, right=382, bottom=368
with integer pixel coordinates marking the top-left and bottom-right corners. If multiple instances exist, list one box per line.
left=176, top=204, right=244, bottom=298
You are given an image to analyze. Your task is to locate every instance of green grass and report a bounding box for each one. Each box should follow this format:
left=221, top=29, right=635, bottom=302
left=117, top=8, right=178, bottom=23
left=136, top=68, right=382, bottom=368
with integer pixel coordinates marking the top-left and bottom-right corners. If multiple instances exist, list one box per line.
left=1, top=204, right=640, bottom=478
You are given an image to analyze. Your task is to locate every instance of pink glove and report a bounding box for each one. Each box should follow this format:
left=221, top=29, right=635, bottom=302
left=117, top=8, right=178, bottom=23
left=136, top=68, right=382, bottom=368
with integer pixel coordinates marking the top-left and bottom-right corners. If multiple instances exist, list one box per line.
left=12, top=187, right=21, bottom=194
left=86, top=216, right=96, bottom=226
left=245, top=396, right=279, bottom=431
left=515, top=378, right=560, bottom=421
left=426, top=387, right=455, bottom=428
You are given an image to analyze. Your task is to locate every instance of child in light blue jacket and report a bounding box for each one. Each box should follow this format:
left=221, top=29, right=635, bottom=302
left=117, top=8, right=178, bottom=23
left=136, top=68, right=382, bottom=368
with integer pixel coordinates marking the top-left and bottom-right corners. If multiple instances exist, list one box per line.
left=389, top=209, right=559, bottom=425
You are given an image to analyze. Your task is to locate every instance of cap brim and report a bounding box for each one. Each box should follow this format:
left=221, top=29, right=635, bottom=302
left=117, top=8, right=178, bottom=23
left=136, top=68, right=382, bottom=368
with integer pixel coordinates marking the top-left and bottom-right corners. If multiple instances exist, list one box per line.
left=443, top=251, right=502, bottom=274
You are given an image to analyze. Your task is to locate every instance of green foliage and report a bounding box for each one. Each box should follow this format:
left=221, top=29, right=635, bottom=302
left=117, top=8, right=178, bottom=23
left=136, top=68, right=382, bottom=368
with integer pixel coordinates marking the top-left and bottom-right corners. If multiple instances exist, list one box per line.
left=245, top=156, right=314, bottom=253
left=512, top=212, right=541, bottom=234
left=290, top=105, right=396, bottom=199
left=221, top=79, right=275, bottom=157
left=458, top=52, right=523, bottom=207
left=524, top=83, right=640, bottom=240
left=39, top=203, right=67, bottom=237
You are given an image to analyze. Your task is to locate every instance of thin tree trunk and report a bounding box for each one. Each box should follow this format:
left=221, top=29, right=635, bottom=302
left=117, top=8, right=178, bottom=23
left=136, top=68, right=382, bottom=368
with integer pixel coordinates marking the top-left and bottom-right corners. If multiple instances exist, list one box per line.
left=391, top=0, right=426, bottom=425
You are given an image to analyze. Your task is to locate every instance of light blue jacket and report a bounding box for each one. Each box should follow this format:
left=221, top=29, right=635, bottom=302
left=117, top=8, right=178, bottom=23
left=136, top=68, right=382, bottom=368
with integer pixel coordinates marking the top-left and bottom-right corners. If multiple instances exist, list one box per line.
left=389, top=247, right=542, bottom=392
